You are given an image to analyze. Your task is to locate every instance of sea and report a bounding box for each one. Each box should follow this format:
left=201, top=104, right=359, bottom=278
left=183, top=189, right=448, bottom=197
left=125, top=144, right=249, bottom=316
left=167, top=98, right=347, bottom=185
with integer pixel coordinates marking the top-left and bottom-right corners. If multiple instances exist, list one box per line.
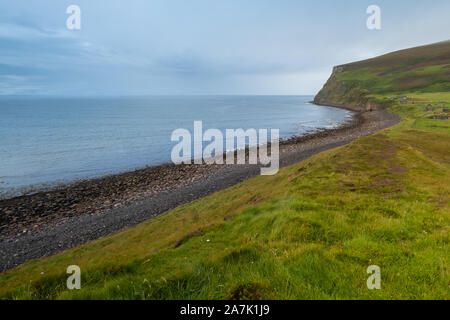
left=0, top=95, right=351, bottom=198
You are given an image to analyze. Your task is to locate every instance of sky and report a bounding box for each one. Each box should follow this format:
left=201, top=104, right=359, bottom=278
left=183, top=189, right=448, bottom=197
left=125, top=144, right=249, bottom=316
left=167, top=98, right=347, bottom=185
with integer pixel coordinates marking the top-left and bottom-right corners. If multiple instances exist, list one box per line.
left=1, top=0, right=450, bottom=96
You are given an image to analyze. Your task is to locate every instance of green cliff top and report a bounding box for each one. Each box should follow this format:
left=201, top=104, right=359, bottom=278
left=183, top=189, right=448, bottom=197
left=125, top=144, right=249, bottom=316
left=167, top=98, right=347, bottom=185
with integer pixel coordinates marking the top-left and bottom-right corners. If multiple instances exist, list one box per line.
left=315, top=41, right=450, bottom=108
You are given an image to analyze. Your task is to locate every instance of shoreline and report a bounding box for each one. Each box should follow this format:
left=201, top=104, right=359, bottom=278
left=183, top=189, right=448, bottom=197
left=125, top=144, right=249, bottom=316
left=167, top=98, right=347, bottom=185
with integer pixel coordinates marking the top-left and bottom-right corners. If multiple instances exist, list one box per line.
left=0, top=105, right=353, bottom=201
left=0, top=104, right=399, bottom=272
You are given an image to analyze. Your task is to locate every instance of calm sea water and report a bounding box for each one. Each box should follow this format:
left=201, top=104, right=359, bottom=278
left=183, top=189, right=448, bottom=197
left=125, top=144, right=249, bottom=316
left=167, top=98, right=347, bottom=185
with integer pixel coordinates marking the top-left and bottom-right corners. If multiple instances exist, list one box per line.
left=0, top=95, right=351, bottom=197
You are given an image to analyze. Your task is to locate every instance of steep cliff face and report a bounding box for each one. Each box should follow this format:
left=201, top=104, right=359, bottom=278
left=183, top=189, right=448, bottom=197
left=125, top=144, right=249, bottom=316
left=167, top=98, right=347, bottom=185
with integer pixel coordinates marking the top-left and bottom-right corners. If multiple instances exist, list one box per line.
left=314, top=65, right=371, bottom=110
left=314, top=41, right=450, bottom=110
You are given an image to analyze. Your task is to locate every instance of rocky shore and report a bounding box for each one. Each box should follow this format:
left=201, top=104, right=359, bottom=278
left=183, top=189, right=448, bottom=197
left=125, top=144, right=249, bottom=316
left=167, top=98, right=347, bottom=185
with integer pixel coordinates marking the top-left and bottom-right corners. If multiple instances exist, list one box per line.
left=0, top=105, right=399, bottom=272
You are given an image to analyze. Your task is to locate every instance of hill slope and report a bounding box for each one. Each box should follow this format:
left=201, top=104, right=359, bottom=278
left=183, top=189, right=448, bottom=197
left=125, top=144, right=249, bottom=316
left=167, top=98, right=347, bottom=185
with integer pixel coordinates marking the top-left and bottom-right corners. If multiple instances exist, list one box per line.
left=0, top=42, right=449, bottom=300
left=314, top=41, right=450, bottom=108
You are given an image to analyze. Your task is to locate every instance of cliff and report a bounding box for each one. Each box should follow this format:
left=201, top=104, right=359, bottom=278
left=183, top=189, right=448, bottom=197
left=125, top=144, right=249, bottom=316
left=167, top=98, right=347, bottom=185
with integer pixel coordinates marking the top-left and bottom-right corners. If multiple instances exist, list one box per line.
left=314, top=40, right=450, bottom=111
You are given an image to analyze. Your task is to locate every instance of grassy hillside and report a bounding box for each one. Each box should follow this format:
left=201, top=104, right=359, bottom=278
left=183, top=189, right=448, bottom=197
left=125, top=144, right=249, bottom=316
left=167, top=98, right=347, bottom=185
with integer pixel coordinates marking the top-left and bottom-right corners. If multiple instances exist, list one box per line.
left=314, top=41, right=450, bottom=107
left=1, top=42, right=449, bottom=300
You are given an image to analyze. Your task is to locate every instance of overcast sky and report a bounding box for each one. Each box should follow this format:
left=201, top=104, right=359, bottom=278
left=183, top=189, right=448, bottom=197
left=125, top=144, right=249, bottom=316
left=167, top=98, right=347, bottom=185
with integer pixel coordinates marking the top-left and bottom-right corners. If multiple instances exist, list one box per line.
left=1, top=0, right=450, bottom=96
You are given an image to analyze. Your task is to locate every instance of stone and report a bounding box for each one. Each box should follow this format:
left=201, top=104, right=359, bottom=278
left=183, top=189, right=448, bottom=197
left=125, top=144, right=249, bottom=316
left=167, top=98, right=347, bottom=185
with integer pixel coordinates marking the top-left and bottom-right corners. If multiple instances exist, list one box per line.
left=424, top=104, right=434, bottom=112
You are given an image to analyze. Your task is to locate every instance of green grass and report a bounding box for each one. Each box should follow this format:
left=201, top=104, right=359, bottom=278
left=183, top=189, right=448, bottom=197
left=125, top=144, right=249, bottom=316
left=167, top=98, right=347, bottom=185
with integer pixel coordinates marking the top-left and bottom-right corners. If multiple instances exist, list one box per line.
left=411, top=119, right=450, bottom=134
left=1, top=43, right=449, bottom=300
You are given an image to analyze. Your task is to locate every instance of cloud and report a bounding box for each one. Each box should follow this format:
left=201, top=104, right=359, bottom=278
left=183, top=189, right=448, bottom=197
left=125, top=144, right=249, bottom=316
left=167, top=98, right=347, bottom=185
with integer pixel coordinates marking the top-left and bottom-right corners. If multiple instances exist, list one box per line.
left=0, top=74, right=41, bottom=95
left=0, top=21, right=148, bottom=94
left=1, top=0, right=450, bottom=95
